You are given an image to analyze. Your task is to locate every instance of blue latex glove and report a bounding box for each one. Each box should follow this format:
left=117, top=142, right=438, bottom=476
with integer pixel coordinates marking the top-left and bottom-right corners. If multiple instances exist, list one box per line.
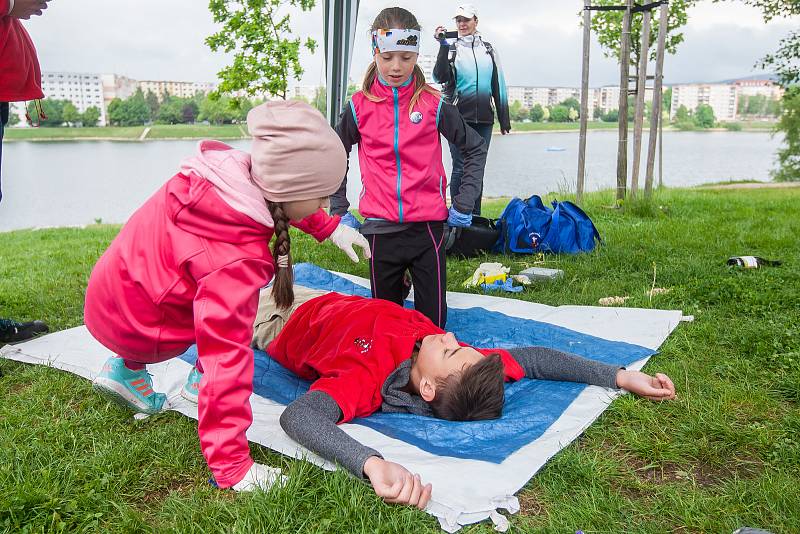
left=340, top=212, right=362, bottom=229
left=447, top=206, right=472, bottom=228
left=481, top=279, right=523, bottom=293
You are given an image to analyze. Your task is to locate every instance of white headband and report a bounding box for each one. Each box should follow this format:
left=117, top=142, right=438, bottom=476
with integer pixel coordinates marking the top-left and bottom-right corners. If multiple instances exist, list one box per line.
left=371, top=28, right=421, bottom=54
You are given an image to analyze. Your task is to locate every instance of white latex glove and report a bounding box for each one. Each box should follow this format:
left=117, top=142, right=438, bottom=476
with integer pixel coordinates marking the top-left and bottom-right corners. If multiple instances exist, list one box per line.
left=328, top=223, right=372, bottom=263
left=231, top=462, right=286, bottom=492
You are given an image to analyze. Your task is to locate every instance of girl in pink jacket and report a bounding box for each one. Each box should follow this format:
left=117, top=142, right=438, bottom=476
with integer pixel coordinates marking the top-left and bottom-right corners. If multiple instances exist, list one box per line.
left=84, top=101, right=370, bottom=492
left=330, top=7, right=488, bottom=329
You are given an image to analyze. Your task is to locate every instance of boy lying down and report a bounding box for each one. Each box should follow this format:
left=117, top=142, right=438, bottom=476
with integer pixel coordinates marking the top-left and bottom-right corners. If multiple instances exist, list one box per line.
left=191, top=286, right=676, bottom=508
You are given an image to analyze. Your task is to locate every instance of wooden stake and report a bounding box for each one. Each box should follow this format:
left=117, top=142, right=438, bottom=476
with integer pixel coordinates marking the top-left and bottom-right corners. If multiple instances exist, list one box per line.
left=630, top=10, right=651, bottom=199
left=645, top=1, right=668, bottom=198
left=577, top=0, right=592, bottom=206
left=615, top=0, right=634, bottom=203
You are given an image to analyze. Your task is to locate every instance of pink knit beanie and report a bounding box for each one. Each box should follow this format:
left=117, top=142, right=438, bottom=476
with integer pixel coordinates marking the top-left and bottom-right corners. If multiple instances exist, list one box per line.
left=248, top=100, right=346, bottom=203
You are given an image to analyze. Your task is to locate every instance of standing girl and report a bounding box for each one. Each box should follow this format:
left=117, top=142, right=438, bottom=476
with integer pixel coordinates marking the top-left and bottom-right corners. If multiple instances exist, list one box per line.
left=84, top=101, right=370, bottom=492
left=330, top=6, right=488, bottom=328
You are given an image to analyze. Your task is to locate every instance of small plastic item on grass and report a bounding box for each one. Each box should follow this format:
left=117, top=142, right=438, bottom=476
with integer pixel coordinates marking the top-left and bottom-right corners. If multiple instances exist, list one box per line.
left=598, top=296, right=630, bottom=306
left=727, top=256, right=782, bottom=269
left=519, top=267, right=564, bottom=281
left=463, top=262, right=511, bottom=288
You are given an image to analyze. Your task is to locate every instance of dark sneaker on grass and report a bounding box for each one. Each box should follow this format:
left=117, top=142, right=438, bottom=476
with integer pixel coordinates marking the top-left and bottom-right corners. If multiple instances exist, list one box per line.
left=0, top=318, right=49, bottom=344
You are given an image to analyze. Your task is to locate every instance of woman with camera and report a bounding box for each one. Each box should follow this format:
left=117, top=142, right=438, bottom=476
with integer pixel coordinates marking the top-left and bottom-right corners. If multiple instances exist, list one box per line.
left=433, top=4, right=510, bottom=216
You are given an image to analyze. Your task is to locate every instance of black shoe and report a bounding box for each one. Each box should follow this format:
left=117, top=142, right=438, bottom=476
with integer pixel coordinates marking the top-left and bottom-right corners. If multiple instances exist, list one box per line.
left=0, top=318, right=49, bottom=344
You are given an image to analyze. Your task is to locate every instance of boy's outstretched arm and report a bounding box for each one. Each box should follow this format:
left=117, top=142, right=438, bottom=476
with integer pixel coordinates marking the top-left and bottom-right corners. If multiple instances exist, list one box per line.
left=507, top=347, right=676, bottom=400
left=280, top=390, right=432, bottom=508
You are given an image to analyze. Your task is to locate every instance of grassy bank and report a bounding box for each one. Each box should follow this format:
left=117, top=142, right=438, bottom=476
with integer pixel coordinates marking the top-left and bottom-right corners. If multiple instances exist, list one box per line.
left=1, top=188, right=799, bottom=532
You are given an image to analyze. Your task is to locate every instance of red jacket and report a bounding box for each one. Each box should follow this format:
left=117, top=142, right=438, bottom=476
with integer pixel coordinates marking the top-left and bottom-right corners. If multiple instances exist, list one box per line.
left=85, top=157, right=340, bottom=488
left=267, top=293, right=524, bottom=422
left=0, top=0, right=44, bottom=102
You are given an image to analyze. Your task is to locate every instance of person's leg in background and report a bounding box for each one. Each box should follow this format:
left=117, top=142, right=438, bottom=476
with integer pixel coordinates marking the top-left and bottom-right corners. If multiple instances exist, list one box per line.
left=369, top=232, right=412, bottom=307
left=0, top=102, right=50, bottom=347
left=468, top=122, right=494, bottom=216
left=448, top=134, right=465, bottom=204
left=409, top=222, right=448, bottom=329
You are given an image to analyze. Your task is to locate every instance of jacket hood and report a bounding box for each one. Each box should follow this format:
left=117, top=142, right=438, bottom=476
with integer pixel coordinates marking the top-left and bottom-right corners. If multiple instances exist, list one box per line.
left=179, top=140, right=274, bottom=229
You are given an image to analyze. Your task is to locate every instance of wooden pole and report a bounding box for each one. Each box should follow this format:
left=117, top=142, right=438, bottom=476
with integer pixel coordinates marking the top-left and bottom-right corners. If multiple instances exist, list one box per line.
left=630, top=10, right=651, bottom=199
left=615, top=0, right=634, bottom=203
left=577, top=0, right=592, bottom=206
left=645, top=1, right=668, bottom=198
left=658, top=109, right=664, bottom=188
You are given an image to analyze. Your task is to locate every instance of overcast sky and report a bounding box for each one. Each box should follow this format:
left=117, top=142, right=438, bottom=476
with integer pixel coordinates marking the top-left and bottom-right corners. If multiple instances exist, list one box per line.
left=23, top=0, right=798, bottom=88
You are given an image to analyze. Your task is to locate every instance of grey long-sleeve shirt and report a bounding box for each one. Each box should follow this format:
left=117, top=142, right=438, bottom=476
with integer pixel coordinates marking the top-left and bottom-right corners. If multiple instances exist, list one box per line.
left=279, top=346, right=622, bottom=478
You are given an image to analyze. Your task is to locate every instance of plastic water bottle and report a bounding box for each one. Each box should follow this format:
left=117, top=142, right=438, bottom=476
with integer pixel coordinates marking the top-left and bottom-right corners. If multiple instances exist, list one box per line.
left=726, top=256, right=782, bottom=268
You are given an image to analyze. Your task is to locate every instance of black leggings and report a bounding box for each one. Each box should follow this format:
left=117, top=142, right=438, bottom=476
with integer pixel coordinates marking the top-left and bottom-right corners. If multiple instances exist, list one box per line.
left=367, top=222, right=448, bottom=328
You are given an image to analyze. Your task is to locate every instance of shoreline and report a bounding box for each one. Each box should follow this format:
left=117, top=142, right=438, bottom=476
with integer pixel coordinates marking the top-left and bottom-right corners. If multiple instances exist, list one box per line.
left=4, top=126, right=775, bottom=142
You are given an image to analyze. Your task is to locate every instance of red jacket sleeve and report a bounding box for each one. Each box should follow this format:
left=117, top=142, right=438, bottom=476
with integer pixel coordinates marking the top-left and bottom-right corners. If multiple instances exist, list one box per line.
left=192, top=258, right=270, bottom=488
left=290, top=209, right=341, bottom=242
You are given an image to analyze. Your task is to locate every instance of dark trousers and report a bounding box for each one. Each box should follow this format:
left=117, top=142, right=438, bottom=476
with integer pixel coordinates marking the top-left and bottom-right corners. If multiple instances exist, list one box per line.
left=448, top=121, right=493, bottom=216
left=368, top=222, right=448, bottom=328
left=0, top=102, right=8, bottom=204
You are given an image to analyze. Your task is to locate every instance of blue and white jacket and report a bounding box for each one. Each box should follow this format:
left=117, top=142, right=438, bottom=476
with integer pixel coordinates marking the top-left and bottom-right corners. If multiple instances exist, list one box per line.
left=433, top=32, right=511, bottom=131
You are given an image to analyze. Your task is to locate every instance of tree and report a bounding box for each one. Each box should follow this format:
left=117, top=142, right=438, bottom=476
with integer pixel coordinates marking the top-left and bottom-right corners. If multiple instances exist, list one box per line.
left=568, top=107, right=579, bottom=121
left=7, top=106, right=20, bottom=126
left=510, top=100, right=528, bottom=122
left=199, top=95, right=239, bottom=124
left=601, top=109, right=619, bottom=122
left=735, top=1, right=800, bottom=181
left=541, top=106, right=550, bottom=121
left=156, top=96, right=185, bottom=124
left=549, top=105, right=571, bottom=123
left=182, top=100, right=199, bottom=123
left=62, top=102, right=80, bottom=126
left=313, top=86, right=326, bottom=115
left=693, top=104, right=716, bottom=128
left=773, top=86, right=799, bottom=181
left=125, top=89, right=151, bottom=126
left=107, top=90, right=150, bottom=126
left=590, top=0, right=697, bottom=68
left=529, top=104, right=545, bottom=122
left=560, top=97, right=580, bottom=111
left=28, top=99, right=66, bottom=126
left=206, top=0, right=317, bottom=100
left=145, top=90, right=160, bottom=118
left=674, top=104, right=691, bottom=122
left=82, top=106, right=101, bottom=127
left=663, top=87, right=673, bottom=114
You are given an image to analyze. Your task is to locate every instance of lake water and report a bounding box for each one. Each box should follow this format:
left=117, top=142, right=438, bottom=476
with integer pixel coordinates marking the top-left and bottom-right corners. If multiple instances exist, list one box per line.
left=0, top=130, right=782, bottom=232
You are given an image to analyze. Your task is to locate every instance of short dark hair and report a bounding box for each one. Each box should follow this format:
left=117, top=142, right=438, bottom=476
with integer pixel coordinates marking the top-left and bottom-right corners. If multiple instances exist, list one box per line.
left=428, top=354, right=505, bottom=421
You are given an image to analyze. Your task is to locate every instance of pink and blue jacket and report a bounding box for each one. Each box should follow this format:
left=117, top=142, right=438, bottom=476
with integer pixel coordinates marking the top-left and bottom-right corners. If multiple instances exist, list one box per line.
left=84, top=141, right=340, bottom=488
left=330, top=76, right=487, bottom=223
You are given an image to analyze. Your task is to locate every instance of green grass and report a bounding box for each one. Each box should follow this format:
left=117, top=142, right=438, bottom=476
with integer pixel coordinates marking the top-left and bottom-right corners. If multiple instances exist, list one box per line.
left=2, top=188, right=800, bottom=532
left=3, top=126, right=145, bottom=140
left=145, top=124, right=247, bottom=140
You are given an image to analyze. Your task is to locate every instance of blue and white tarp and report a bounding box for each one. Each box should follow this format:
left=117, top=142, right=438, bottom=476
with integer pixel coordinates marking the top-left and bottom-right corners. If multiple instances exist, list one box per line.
left=1, top=264, right=684, bottom=532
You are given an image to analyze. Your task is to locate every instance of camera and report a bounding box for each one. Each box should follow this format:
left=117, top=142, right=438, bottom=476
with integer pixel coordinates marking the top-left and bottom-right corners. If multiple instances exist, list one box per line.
left=436, top=30, right=458, bottom=41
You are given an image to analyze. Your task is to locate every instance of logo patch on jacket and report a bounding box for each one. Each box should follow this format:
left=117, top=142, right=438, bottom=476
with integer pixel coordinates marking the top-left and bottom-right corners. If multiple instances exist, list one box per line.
left=353, top=337, right=373, bottom=354
left=410, top=111, right=423, bottom=124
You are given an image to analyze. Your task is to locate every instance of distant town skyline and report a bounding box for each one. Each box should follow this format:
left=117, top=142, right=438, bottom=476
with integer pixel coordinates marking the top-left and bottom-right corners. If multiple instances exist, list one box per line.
left=22, top=1, right=799, bottom=89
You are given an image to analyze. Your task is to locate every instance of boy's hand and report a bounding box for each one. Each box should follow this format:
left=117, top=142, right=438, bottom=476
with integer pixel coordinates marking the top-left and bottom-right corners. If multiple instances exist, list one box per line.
left=363, top=456, right=432, bottom=510
left=616, top=370, right=676, bottom=401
